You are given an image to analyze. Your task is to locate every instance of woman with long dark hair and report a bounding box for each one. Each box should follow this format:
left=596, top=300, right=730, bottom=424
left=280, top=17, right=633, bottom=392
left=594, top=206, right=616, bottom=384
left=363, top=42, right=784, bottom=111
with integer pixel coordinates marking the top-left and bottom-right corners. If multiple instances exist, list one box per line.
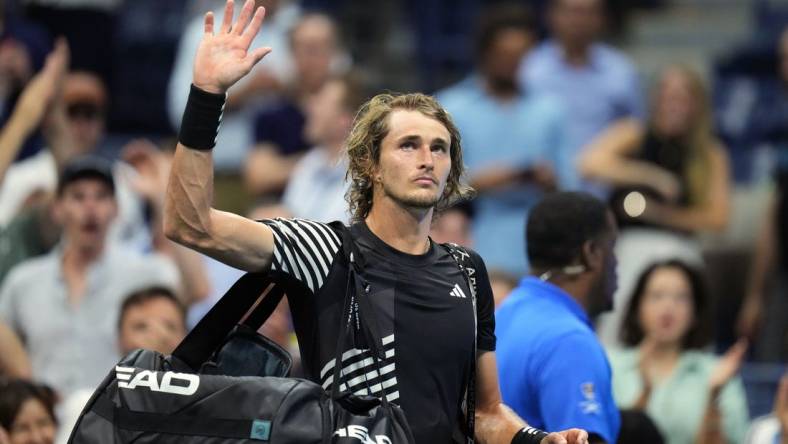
left=607, top=260, right=749, bottom=444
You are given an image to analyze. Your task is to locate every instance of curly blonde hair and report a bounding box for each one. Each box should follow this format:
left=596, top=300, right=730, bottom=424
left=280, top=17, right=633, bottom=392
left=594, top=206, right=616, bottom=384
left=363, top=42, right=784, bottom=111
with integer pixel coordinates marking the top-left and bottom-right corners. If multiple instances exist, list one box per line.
left=345, top=92, right=474, bottom=221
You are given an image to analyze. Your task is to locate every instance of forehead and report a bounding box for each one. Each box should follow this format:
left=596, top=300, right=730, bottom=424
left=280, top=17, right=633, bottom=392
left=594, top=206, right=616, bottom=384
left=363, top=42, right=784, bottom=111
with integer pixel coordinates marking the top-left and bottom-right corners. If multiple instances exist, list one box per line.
left=60, top=177, right=114, bottom=197
left=384, top=109, right=451, bottom=143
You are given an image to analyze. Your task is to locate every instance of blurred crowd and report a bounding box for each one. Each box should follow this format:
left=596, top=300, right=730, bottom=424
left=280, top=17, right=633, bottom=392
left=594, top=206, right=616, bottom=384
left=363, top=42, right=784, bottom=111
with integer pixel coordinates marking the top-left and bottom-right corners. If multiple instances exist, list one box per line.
left=0, top=0, right=785, bottom=443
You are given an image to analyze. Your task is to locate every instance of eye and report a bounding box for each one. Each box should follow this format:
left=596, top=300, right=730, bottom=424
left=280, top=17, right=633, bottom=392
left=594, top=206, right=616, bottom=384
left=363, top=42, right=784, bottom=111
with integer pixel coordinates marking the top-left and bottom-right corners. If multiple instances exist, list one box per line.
left=400, top=141, right=416, bottom=150
left=431, top=144, right=448, bottom=153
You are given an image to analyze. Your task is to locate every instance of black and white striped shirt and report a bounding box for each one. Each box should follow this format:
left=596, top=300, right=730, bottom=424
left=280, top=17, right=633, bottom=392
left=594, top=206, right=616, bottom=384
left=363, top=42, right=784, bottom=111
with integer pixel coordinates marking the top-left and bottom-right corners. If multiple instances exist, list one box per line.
left=260, top=218, right=496, bottom=444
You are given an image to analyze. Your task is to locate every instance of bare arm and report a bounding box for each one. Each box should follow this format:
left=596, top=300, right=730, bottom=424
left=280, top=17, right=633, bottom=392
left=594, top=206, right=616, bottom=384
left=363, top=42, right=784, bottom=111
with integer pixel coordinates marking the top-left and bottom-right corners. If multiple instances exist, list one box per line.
left=163, top=0, right=277, bottom=272
left=0, top=321, right=31, bottom=378
left=578, top=119, right=681, bottom=201
left=0, top=39, right=68, bottom=183
left=474, top=352, right=589, bottom=444
left=243, top=143, right=303, bottom=196
left=639, top=146, right=731, bottom=232
left=737, top=189, right=777, bottom=339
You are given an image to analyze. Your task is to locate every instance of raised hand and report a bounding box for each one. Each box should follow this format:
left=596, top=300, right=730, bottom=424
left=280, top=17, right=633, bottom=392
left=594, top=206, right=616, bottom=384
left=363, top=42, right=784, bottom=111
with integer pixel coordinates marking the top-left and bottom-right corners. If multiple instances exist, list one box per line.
left=192, top=0, right=272, bottom=94
left=708, top=338, right=748, bottom=392
left=14, top=38, right=69, bottom=131
left=122, top=139, right=171, bottom=205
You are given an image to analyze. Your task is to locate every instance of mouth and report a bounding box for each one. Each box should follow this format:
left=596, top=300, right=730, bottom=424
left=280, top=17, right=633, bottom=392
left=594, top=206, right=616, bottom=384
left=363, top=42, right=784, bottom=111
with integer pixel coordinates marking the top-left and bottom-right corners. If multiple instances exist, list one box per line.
left=413, top=176, right=437, bottom=186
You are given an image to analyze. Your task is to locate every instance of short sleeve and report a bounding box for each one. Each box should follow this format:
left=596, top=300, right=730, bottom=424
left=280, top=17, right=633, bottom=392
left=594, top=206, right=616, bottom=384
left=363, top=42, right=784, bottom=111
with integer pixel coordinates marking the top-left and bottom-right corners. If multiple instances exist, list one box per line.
left=261, top=218, right=342, bottom=294
left=537, top=332, right=620, bottom=443
left=469, top=250, right=495, bottom=352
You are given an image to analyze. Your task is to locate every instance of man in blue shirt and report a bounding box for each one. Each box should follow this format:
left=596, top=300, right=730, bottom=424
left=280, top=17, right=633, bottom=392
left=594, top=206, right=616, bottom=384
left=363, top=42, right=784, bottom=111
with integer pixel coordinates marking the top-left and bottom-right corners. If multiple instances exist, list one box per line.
left=496, top=192, right=621, bottom=443
left=437, top=5, right=569, bottom=275
left=519, top=0, right=644, bottom=194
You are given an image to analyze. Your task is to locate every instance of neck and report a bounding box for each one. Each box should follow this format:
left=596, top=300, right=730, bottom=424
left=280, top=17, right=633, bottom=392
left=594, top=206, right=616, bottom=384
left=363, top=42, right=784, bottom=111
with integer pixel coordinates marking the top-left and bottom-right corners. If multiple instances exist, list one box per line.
left=640, top=337, right=682, bottom=361
left=483, top=78, right=519, bottom=101
left=534, top=269, right=591, bottom=312
left=62, top=239, right=105, bottom=270
left=365, top=199, right=433, bottom=255
left=560, top=41, right=591, bottom=66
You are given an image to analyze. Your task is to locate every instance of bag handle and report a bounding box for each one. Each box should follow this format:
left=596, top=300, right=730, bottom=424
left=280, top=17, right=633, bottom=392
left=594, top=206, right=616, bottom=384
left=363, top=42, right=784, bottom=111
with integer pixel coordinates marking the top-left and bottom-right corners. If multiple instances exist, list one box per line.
left=172, top=272, right=286, bottom=370
left=328, top=224, right=389, bottom=403
left=443, top=243, right=478, bottom=444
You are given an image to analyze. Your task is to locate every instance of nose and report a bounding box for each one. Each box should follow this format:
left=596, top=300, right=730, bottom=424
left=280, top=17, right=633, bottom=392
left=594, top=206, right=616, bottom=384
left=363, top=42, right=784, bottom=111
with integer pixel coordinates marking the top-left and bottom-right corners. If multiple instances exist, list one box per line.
left=417, top=144, right=434, bottom=170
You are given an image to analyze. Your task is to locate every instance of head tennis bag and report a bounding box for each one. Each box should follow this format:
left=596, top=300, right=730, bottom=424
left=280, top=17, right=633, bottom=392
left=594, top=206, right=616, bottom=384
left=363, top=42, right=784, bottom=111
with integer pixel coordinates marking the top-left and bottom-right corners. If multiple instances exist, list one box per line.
left=67, top=224, right=415, bottom=444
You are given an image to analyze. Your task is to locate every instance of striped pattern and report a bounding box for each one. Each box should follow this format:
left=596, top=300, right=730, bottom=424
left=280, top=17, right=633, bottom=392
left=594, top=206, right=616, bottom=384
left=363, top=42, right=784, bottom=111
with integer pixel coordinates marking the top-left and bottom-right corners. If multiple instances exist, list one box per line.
left=320, top=334, right=399, bottom=402
left=263, top=218, right=342, bottom=293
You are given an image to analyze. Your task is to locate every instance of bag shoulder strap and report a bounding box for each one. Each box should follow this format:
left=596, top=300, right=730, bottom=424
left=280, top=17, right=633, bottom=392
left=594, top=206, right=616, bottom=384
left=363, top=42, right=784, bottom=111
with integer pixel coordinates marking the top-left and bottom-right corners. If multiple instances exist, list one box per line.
left=441, top=242, right=478, bottom=444
left=172, top=272, right=285, bottom=371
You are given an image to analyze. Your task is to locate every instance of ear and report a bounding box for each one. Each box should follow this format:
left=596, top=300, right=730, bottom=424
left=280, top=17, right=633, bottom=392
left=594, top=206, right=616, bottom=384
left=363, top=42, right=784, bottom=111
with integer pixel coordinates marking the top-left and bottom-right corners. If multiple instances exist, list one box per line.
left=581, top=239, right=603, bottom=273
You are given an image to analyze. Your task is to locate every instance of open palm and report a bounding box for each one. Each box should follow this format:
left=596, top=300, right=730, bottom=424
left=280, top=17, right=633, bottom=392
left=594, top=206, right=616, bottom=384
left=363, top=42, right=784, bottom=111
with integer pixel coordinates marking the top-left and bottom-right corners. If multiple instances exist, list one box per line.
left=192, top=0, right=272, bottom=94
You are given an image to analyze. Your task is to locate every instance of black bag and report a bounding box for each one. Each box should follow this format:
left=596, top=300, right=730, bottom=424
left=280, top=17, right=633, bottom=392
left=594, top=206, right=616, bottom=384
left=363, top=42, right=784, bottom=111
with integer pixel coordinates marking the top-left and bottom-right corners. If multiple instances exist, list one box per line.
left=68, top=225, right=415, bottom=444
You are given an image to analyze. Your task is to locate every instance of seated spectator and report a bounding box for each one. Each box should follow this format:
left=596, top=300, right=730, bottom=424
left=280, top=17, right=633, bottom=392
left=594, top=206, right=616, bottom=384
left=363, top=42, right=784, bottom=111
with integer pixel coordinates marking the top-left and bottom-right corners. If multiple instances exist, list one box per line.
left=0, top=379, right=57, bottom=444
left=519, top=0, right=645, bottom=193
left=608, top=260, right=749, bottom=444
left=580, top=66, right=730, bottom=344
left=437, top=4, right=567, bottom=275
left=0, top=156, right=180, bottom=397
left=117, top=286, right=187, bottom=356
left=244, top=13, right=349, bottom=198
left=167, top=0, right=301, bottom=170
left=745, top=374, right=788, bottom=444
left=281, top=73, right=364, bottom=223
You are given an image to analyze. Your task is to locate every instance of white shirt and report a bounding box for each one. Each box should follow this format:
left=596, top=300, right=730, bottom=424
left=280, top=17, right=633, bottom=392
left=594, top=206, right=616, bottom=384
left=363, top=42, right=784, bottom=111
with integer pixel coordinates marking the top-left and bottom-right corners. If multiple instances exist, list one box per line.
left=282, top=146, right=349, bottom=223
left=0, top=150, right=151, bottom=250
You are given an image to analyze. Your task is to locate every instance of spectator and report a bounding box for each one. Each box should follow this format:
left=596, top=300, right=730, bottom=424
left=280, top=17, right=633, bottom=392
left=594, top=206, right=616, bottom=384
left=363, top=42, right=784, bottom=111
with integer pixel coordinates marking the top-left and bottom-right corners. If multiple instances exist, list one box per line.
left=496, top=192, right=620, bottom=443
left=519, top=0, right=644, bottom=193
left=738, top=27, right=788, bottom=362
left=608, top=260, right=749, bottom=444
left=438, top=4, right=567, bottom=275
left=244, top=13, right=349, bottom=198
left=167, top=0, right=300, bottom=170
left=0, top=379, right=57, bottom=444
left=117, top=286, right=187, bottom=356
left=280, top=73, right=364, bottom=223
left=0, top=65, right=151, bottom=251
left=745, top=374, right=788, bottom=444
left=0, top=156, right=180, bottom=397
left=580, top=66, right=730, bottom=345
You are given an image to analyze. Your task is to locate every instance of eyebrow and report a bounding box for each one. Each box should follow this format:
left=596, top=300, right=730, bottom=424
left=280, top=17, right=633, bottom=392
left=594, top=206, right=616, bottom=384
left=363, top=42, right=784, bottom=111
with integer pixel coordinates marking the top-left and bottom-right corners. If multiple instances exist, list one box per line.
left=398, top=134, right=450, bottom=146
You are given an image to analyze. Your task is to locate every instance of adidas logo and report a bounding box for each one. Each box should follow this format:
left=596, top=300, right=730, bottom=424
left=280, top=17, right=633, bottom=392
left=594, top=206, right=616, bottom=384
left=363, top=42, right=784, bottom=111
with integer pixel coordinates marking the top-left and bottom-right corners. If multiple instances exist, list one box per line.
left=450, top=283, right=467, bottom=299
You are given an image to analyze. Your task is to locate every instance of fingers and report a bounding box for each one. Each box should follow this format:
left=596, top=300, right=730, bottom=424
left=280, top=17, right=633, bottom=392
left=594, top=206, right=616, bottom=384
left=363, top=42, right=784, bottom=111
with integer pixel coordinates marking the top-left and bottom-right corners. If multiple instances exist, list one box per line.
left=727, top=338, right=749, bottom=363
left=241, top=5, right=267, bottom=45
left=219, top=0, right=234, bottom=34
left=244, top=46, right=272, bottom=71
left=543, top=432, right=567, bottom=444
left=233, top=0, right=256, bottom=36
left=204, top=11, right=214, bottom=35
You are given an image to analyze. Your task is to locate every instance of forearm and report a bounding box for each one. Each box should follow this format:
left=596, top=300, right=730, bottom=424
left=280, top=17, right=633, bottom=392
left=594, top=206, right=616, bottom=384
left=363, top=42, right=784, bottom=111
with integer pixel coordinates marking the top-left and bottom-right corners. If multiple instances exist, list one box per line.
left=475, top=403, right=525, bottom=444
left=695, top=388, right=725, bottom=444
left=746, top=196, right=776, bottom=296
left=164, top=144, right=217, bottom=248
left=583, top=157, right=671, bottom=192
left=0, top=113, right=34, bottom=182
left=0, top=322, right=31, bottom=378
left=646, top=203, right=728, bottom=233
